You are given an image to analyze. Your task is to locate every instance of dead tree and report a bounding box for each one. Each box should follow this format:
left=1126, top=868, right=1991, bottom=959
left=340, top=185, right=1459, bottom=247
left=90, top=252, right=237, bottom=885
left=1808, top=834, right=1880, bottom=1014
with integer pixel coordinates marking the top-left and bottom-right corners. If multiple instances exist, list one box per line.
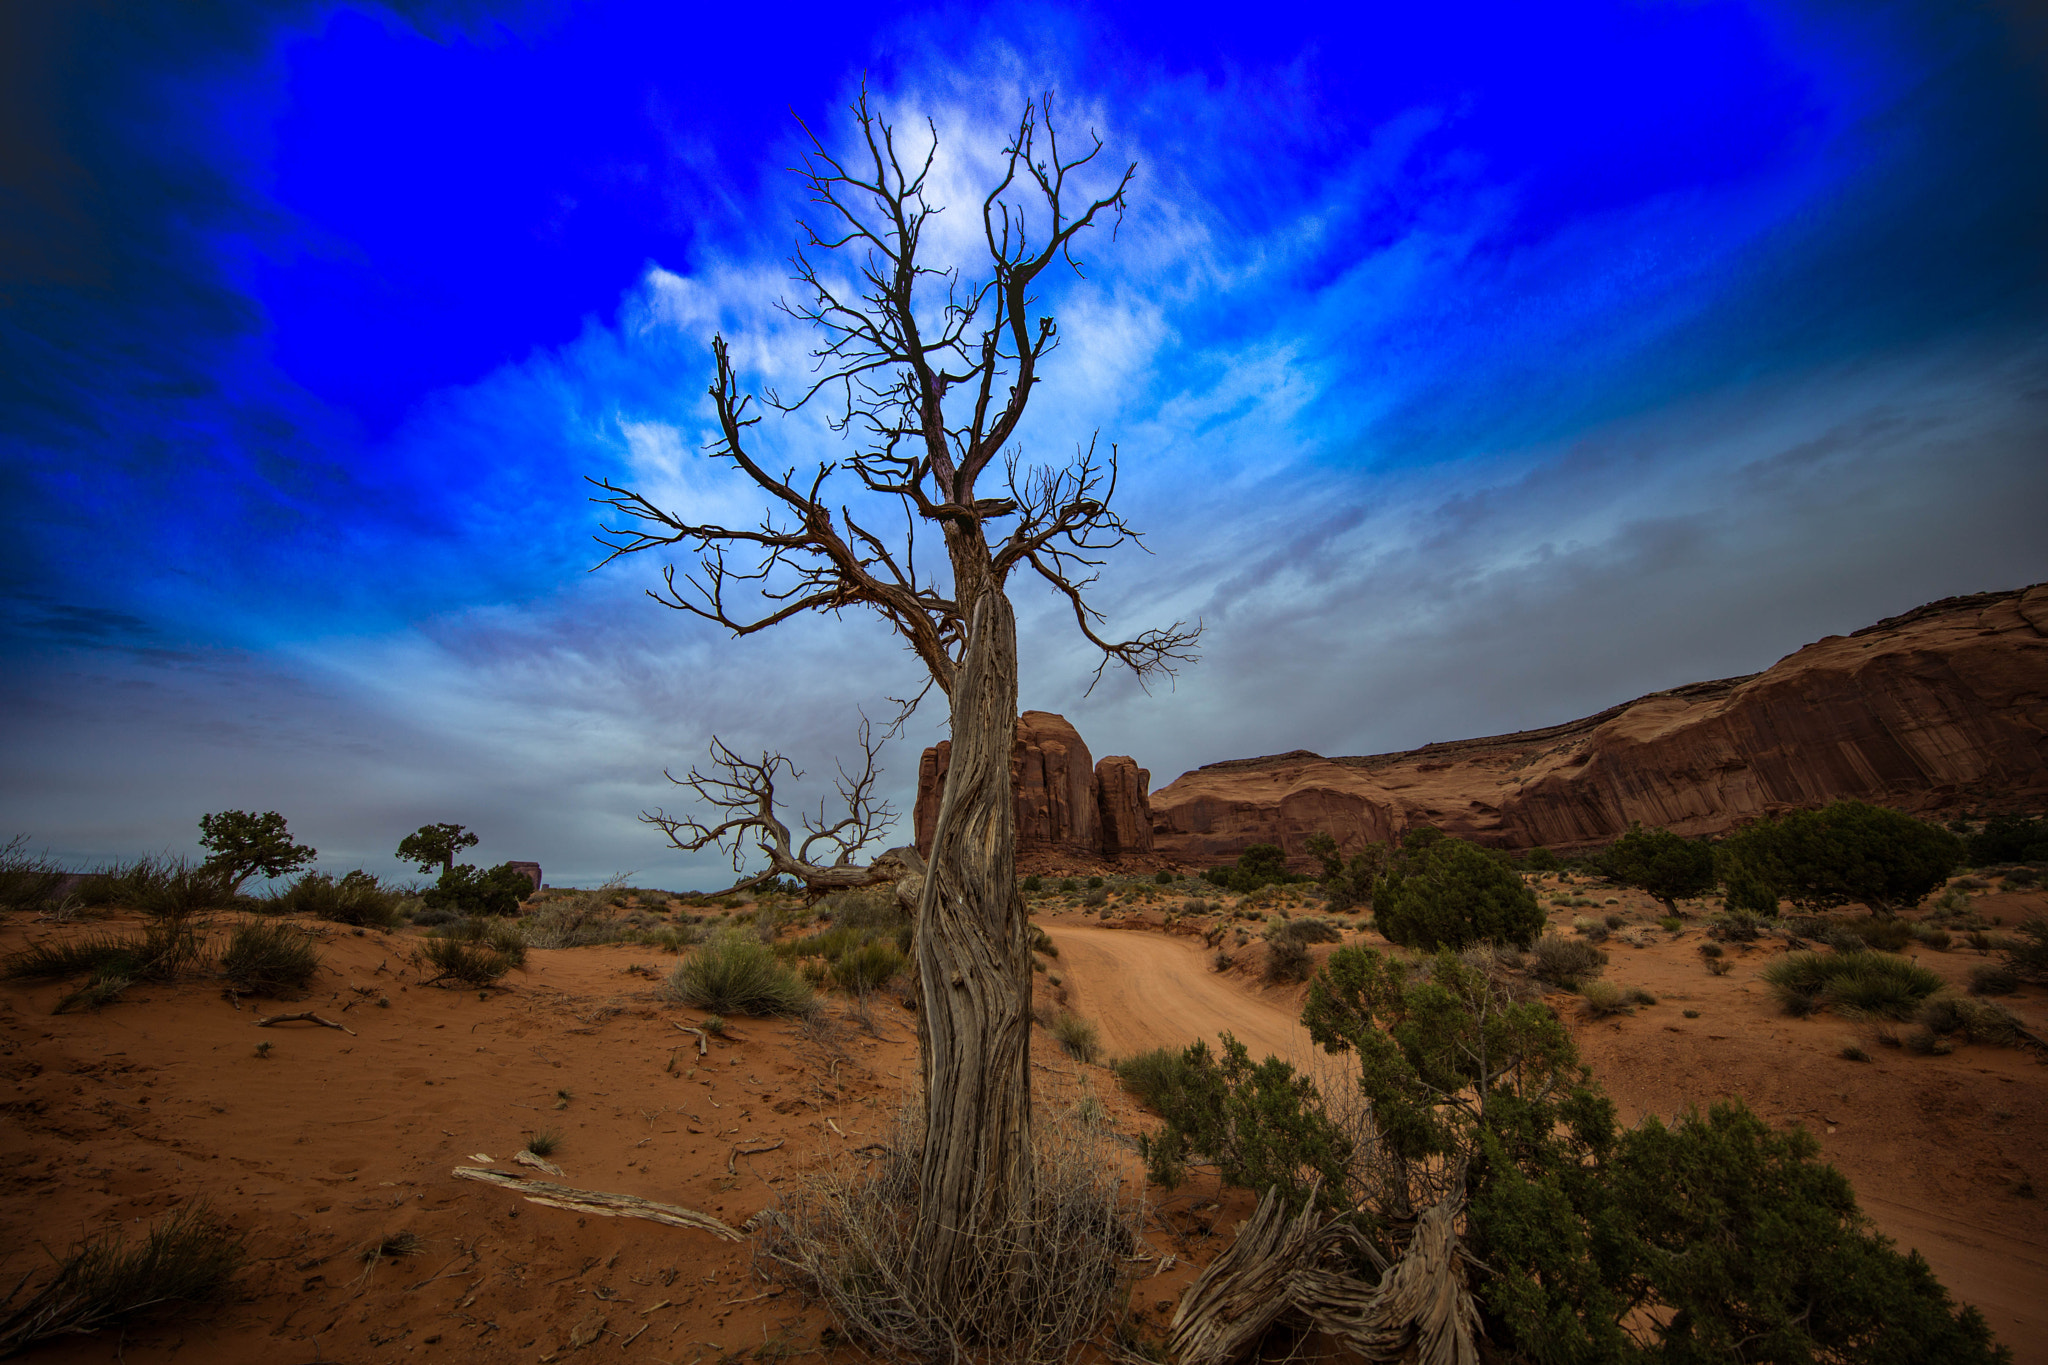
left=591, top=89, right=1197, bottom=1307
left=641, top=719, right=904, bottom=898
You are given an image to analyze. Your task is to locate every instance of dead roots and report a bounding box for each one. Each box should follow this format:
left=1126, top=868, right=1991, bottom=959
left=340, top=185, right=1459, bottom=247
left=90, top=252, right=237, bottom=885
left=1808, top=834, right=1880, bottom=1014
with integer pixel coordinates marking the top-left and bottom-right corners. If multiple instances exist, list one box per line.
left=1169, top=1184, right=1480, bottom=1365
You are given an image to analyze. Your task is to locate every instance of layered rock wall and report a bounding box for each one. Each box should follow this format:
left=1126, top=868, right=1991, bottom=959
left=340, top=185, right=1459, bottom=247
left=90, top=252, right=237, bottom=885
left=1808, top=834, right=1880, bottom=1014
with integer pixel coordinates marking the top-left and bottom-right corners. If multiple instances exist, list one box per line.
left=1150, top=583, right=2048, bottom=864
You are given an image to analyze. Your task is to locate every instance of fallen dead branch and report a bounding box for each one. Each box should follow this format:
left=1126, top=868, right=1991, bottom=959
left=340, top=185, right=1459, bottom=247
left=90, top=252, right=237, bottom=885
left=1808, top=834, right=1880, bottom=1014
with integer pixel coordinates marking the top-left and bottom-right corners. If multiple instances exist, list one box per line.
left=255, top=1011, right=355, bottom=1035
left=514, top=1149, right=565, bottom=1176
left=727, top=1139, right=785, bottom=1175
left=450, top=1167, right=743, bottom=1241
left=675, top=1022, right=710, bottom=1056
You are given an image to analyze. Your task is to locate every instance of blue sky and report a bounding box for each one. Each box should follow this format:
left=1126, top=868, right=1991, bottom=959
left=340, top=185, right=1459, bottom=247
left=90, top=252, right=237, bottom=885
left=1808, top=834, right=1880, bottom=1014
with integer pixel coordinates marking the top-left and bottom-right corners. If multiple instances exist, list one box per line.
left=4, top=0, right=2044, bottom=887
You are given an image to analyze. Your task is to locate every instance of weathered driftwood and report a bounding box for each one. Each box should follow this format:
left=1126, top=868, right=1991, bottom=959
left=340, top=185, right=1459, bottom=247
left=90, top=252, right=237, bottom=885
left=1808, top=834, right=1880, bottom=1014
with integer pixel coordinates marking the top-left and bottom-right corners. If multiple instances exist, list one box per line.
left=1294, top=1195, right=1480, bottom=1365
left=451, top=1166, right=743, bottom=1240
left=1166, top=1188, right=1323, bottom=1365
left=1167, top=1186, right=1480, bottom=1365
left=513, top=1148, right=564, bottom=1176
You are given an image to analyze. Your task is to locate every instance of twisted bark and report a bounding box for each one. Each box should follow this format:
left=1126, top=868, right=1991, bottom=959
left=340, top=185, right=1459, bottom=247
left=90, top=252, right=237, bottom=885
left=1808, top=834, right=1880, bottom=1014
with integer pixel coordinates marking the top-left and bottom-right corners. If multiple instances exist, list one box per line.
left=911, top=592, right=1033, bottom=1299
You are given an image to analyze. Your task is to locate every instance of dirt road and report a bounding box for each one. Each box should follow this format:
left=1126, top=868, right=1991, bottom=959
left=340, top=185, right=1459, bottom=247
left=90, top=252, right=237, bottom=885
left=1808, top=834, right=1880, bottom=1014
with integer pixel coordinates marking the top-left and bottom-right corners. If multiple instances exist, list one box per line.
left=1045, top=925, right=1313, bottom=1066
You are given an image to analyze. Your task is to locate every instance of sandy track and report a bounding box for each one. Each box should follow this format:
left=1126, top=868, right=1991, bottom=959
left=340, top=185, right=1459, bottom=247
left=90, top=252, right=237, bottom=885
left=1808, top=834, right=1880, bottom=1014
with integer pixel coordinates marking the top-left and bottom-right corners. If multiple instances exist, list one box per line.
left=1045, top=925, right=1313, bottom=1066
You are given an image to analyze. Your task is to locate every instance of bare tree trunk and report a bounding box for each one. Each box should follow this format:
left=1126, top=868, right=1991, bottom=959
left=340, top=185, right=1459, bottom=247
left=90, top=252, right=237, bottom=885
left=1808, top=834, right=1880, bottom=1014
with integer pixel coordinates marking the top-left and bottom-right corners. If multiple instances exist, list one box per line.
left=912, top=589, right=1032, bottom=1301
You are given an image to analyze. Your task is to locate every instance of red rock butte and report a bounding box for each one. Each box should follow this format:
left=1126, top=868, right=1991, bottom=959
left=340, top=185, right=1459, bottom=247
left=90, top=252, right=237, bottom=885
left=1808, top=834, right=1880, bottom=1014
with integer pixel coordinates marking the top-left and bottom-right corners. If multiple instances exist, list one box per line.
left=921, top=583, right=2048, bottom=870
left=914, top=711, right=1154, bottom=866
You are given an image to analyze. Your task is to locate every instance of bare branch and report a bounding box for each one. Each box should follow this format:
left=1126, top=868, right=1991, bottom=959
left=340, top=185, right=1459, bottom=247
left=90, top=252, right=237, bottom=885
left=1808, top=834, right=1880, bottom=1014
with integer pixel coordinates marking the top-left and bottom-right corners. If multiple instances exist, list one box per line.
left=593, top=88, right=1194, bottom=720
left=641, top=722, right=902, bottom=895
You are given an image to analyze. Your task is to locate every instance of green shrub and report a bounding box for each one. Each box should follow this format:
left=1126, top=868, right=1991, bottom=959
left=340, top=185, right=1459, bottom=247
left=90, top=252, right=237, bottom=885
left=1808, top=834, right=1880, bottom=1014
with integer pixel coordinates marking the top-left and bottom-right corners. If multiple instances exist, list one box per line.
left=2000, top=917, right=2048, bottom=981
left=2, top=919, right=209, bottom=1006
left=1111, top=1047, right=1196, bottom=1112
left=1708, top=911, right=1763, bottom=942
left=1762, top=950, right=1944, bottom=1019
left=1375, top=836, right=1543, bottom=950
left=1918, top=993, right=2023, bottom=1047
left=1523, top=846, right=1559, bottom=872
left=1528, top=933, right=1607, bottom=988
left=1021, top=874, right=1042, bottom=893
left=1598, top=823, right=1715, bottom=913
left=1204, top=842, right=1307, bottom=895
left=1058, top=878, right=1077, bottom=893
left=1263, top=934, right=1312, bottom=984
left=1968, top=963, right=2018, bottom=996
left=1046, top=1009, right=1100, bottom=1063
left=1912, top=923, right=1953, bottom=951
left=1856, top=916, right=1915, bottom=952
left=269, top=870, right=402, bottom=928
left=667, top=933, right=815, bottom=1016
left=1578, top=980, right=1635, bottom=1017
left=1135, top=1034, right=1350, bottom=1213
left=422, top=862, right=532, bottom=917
left=1720, top=801, right=1964, bottom=916
left=1904, top=1026, right=1953, bottom=1055
left=1962, top=813, right=2048, bottom=864
left=831, top=941, right=904, bottom=994
left=1305, top=832, right=1391, bottom=911
left=219, top=919, right=322, bottom=995
left=421, top=918, right=527, bottom=987
left=1154, top=869, right=1174, bottom=885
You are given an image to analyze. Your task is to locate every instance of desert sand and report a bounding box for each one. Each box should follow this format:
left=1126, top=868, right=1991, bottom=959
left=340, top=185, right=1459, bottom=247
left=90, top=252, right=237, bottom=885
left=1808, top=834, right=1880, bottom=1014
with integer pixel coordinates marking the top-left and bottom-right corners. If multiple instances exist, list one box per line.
left=3, top=877, right=2044, bottom=1362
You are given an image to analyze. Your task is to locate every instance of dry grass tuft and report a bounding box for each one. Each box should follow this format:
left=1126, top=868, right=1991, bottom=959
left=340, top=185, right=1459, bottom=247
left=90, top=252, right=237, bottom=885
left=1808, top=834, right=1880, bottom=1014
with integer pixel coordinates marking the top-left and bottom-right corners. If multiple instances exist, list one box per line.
left=0, top=1203, right=244, bottom=1354
left=756, top=1104, right=1138, bottom=1365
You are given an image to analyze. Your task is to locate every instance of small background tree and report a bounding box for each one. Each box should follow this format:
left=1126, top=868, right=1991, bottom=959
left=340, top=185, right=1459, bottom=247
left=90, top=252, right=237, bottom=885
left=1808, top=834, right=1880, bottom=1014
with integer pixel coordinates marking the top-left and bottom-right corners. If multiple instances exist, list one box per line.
left=1303, top=831, right=1396, bottom=912
left=1374, top=835, right=1543, bottom=949
left=1719, top=800, right=1963, bottom=917
left=1597, top=822, right=1714, bottom=914
left=198, top=810, right=315, bottom=894
left=421, top=863, right=531, bottom=917
left=396, top=823, right=478, bottom=877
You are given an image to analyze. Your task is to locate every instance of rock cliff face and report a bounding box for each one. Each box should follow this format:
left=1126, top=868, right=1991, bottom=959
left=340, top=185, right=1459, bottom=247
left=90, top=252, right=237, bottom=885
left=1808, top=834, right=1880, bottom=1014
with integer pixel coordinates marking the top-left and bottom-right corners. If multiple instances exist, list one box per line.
left=1150, top=583, right=2048, bottom=864
left=914, top=711, right=1154, bottom=862
left=1094, top=756, right=1154, bottom=857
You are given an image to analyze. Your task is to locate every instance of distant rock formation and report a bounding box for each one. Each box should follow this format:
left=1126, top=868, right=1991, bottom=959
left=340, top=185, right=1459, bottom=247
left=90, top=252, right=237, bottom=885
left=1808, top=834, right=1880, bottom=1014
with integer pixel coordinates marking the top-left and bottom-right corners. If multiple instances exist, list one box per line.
left=915, top=711, right=1154, bottom=863
left=1150, top=583, right=2048, bottom=864
left=504, top=861, right=543, bottom=892
left=1095, top=755, right=1154, bottom=857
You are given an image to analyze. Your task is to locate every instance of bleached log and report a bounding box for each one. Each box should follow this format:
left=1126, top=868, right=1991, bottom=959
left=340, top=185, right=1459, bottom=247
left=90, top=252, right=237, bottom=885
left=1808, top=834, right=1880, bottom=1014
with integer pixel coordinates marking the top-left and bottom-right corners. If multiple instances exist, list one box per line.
left=451, top=1166, right=743, bottom=1240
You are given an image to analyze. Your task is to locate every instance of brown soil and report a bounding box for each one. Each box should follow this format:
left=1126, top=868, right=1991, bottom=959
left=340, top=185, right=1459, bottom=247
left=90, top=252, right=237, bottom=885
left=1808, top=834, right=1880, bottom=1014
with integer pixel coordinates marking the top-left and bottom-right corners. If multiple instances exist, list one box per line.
left=0, top=916, right=1211, bottom=1364
left=4, top=883, right=2043, bottom=1362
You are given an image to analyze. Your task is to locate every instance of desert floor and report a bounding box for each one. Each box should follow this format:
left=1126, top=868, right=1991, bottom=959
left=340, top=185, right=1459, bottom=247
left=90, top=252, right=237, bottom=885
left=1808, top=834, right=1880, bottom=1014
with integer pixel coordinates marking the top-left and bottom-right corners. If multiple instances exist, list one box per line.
left=3, top=875, right=2044, bottom=1363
